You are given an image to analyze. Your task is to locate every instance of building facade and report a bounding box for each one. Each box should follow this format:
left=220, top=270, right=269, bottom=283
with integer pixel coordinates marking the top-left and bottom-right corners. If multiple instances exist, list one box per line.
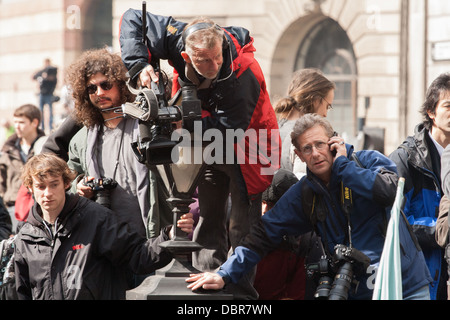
left=1, top=0, right=449, bottom=153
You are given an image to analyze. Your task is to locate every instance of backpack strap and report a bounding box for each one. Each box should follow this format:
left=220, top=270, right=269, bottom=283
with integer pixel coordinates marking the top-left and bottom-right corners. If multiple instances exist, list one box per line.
left=300, top=179, right=333, bottom=257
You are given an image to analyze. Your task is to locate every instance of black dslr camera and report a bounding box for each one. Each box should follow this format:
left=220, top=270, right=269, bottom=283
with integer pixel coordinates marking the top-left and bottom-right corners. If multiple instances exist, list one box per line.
left=83, top=177, right=118, bottom=208
left=306, top=244, right=371, bottom=300
left=122, top=63, right=202, bottom=166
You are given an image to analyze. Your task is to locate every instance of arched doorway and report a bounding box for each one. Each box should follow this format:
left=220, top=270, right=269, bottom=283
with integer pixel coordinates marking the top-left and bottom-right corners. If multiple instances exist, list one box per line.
left=295, top=18, right=357, bottom=136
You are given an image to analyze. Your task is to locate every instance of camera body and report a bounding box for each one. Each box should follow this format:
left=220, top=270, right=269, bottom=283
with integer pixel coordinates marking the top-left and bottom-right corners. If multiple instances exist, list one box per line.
left=306, top=244, right=371, bottom=300
left=83, top=177, right=118, bottom=208
left=122, top=66, right=202, bottom=166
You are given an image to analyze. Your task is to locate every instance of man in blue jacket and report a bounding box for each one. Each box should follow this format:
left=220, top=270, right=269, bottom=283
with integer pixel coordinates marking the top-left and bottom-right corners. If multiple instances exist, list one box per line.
left=187, top=114, right=432, bottom=300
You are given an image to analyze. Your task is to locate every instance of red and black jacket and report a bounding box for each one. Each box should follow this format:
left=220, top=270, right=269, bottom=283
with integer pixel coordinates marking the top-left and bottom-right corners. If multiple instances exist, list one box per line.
left=119, top=9, right=280, bottom=195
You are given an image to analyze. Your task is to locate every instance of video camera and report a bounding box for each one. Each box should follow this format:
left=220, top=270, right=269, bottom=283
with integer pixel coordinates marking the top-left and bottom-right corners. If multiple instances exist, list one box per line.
left=121, top=2, right=202, bottom=166
left=306, top=244, right=371, bottom=300
left=122, top=66, right=201, bottom=166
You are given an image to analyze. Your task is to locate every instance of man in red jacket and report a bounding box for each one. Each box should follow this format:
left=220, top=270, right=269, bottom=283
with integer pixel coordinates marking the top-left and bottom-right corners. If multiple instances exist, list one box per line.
left=120, top=10, right=280, bottom=299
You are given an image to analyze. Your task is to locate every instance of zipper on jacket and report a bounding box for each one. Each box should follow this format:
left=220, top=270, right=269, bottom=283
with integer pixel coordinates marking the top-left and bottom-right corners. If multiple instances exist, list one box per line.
left=412, top=162, right=442, bottom=194
left=43, top=219, right=57, bottom=247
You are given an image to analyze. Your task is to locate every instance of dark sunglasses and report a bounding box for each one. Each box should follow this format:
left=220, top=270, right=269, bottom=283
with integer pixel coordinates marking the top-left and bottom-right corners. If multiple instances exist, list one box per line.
left=87, top=81, right=114, bottom=94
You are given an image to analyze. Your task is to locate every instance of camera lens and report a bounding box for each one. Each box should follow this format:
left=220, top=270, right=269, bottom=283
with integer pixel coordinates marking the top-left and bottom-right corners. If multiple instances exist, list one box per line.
left=314, top=275, right=333, bottom=299
left=96, top=190, right=111, bottom=208
left=328, top=262, right=353, bottom=300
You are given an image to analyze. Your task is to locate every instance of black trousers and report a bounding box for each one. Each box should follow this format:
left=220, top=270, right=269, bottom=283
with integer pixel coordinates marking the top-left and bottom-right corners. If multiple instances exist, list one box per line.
left=193, top=164, right=262, bottom=299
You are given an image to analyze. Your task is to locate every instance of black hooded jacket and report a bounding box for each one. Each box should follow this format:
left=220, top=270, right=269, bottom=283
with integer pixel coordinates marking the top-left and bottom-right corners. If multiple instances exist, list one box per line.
left=14, top=193, right=171, bottom=300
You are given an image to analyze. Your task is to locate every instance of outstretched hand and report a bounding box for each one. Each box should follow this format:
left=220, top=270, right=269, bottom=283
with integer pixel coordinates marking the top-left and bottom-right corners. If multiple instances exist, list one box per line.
left=186, top=272, right=225, bottom=291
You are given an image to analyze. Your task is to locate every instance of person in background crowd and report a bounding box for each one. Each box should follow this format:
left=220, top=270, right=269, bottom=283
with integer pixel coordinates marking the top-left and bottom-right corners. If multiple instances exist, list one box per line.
left=0, top=119, right=14, bottom=148
left=389, top=73, right=450, bottom=300
left=253, top=168, right=307, bottom=300
left=436, top=145, right=450, bottom=299
left=32, top=58, right=57, bottom=131
left=271, top=68, right=334, bottom=297
left=0, top=104, right=45, bottom=233
left=0, top=196, right=12, bottom=241
left=274, top=68, right=335, bottom=179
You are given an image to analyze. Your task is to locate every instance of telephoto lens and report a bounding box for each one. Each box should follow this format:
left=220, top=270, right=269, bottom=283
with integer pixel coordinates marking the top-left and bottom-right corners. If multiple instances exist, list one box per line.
left=314, top=275, right=333, bottom=299
left=328, top=261, right=354, bottom=300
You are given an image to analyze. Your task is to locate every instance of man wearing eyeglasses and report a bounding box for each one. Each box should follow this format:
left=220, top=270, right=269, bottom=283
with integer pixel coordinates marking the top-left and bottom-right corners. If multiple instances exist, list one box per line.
left=187, top=114, right=432, bottom=300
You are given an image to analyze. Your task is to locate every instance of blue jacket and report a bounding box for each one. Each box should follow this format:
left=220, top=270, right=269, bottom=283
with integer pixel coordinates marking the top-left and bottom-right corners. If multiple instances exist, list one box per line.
left=389, top=124, right=445, bottom=299
left=219, top=145, right=432, bottom=300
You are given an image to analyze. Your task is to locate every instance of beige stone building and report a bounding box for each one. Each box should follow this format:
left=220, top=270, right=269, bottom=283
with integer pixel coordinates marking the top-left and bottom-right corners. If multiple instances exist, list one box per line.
left=1, top=0, right=449, bottom=154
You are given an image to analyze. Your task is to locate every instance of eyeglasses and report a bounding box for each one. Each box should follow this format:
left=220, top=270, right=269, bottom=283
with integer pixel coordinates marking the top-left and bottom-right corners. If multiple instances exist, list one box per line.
left=87, top=81, right=114, bottom=95
left=300, top=141, right=328, bottom=155
left=322, top=97, right=333, bottom=110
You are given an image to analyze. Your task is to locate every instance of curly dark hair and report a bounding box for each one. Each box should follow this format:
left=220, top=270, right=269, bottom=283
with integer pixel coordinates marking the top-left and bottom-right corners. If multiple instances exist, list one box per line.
left=66, top=48, right=135, bottom=128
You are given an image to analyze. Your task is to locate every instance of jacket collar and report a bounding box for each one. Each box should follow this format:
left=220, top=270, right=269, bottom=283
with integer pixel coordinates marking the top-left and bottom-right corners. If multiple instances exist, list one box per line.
left=403, top=124, right=434, bottom=172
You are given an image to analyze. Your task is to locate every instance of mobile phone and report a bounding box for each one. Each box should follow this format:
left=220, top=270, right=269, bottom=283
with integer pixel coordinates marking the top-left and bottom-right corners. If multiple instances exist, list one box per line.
left=330, top=132, right=338, bottom=157
left=330, top=145, right=337, bottom=157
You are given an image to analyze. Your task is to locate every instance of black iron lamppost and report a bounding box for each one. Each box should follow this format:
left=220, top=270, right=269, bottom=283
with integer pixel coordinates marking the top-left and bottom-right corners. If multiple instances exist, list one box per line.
left=126, top=145, right=232, bottom=300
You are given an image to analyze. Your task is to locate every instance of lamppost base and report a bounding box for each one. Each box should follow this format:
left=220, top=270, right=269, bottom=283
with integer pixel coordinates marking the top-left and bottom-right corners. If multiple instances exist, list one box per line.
left=126, top=259, right=233, bottom=300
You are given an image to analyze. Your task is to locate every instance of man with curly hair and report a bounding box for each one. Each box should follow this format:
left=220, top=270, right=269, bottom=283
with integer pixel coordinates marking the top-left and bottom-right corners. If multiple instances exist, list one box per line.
left=63, top=48, right=171, bottom=244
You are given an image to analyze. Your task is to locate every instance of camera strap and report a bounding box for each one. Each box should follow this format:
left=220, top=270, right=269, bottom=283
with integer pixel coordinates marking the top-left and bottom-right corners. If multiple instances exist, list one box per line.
left=340, top=182, right=354, bottom=247
left=112, top=127, right=126, bottom=181
left=97, top=121, right=126, bottom=181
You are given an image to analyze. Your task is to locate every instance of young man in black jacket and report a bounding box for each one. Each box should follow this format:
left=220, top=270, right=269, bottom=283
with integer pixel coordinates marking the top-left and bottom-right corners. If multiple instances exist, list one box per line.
left=14, top=153, right=194, bottom=300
